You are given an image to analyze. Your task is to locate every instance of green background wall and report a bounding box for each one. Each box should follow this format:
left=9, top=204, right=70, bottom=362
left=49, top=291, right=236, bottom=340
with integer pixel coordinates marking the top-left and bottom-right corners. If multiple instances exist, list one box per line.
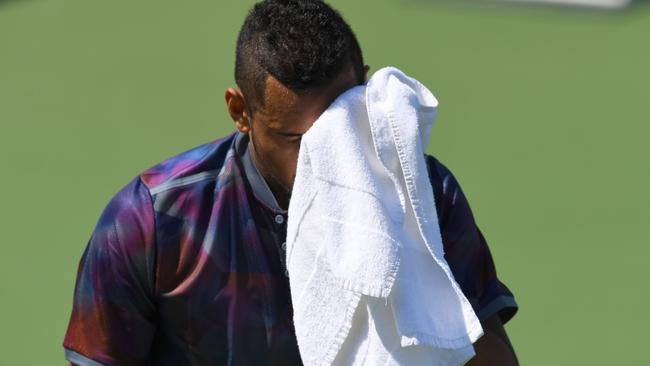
left=1, top=0, right=648, bottom=364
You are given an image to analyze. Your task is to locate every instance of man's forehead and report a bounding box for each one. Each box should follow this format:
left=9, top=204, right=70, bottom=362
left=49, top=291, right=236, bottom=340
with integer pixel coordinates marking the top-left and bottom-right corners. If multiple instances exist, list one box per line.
left=251, top=75, right=301, bottom=130
left=253, top=65, right=360, bottom=132
left=263, top=75, right=301, bottom=112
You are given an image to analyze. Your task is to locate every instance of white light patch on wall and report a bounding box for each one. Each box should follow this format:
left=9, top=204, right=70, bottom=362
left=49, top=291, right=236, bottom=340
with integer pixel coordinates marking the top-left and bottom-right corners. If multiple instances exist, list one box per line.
left=506, top=0, right=631, bottom=8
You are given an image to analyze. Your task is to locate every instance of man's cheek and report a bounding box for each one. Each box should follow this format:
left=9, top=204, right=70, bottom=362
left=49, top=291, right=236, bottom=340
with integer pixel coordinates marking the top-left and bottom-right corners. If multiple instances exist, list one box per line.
left=284, top=151, right=300, bottom=184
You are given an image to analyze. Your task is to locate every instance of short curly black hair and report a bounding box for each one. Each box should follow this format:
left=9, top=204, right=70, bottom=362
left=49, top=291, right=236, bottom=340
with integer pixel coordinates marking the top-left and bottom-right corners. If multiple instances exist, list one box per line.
left=235, top=0, right=365, bottom=111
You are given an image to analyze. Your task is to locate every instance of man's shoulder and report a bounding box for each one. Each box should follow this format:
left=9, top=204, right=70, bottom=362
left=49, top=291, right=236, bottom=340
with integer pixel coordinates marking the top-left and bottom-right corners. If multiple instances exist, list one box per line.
left=424, top=153, right=458, bottom=195
left=139, top=132, right=238, bottom=194
left=423, top=153, right=469, bottom=223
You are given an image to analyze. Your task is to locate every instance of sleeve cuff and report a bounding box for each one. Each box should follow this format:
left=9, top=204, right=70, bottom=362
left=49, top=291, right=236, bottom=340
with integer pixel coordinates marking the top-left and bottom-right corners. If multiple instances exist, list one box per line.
left=477, top=295, right=518, bottom=324
left=65, top=349, right=108, bottom=366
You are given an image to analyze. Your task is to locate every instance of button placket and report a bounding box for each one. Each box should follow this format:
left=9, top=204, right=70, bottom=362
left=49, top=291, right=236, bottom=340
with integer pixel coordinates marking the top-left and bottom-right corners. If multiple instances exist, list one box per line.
left=268, top=211, right=288, bottom=278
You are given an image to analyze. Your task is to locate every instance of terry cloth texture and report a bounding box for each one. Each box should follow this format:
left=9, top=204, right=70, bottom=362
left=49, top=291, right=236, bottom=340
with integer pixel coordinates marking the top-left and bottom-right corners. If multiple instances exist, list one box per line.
left=286, top=67, right=484, bottom=366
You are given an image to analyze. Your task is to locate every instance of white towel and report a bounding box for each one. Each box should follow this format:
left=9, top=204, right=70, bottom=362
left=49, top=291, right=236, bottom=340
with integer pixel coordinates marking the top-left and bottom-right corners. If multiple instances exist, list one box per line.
left=286, top=67, right=484, bottom=366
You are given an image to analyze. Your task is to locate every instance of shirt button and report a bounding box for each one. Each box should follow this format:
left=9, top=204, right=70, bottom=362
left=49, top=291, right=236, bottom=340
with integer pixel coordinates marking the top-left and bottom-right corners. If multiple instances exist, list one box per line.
left=281, top=241, right=287, bottom=251
left=284, top=269, right=289, bottom=278
left=275, top=214, right=285, bottom=224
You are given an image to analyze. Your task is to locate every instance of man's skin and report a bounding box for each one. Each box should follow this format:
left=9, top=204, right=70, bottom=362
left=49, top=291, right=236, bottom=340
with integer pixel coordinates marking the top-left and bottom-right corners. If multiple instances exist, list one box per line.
left=467, top=313, right=519, bottom=365
left=224, top=63, right=520, bottom=365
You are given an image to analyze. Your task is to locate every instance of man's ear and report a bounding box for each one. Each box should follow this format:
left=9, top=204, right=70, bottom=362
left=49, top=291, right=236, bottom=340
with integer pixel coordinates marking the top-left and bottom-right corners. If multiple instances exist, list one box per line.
left=364, top=65, right=370, bottom=82
left=225, top=88, right=251, bottom=133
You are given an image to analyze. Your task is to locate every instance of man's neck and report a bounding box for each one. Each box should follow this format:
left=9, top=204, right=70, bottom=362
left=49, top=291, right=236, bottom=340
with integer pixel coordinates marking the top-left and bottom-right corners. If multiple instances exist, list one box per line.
left=248, top=141, right=291, bottom=211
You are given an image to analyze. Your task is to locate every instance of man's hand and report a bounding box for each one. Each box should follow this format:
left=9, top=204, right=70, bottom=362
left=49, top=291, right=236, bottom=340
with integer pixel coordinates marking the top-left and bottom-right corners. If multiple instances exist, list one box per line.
left=466, top=313, right=519, bottom=366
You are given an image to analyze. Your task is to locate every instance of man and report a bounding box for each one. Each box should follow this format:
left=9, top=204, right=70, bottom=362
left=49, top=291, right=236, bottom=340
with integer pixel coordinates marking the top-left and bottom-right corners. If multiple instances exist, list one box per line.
left=63, top=1, right=519, bottom=365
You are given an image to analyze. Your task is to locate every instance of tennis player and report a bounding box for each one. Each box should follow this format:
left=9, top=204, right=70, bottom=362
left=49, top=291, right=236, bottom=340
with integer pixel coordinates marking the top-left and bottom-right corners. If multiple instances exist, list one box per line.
left=63, top=1, right=519, bottom=365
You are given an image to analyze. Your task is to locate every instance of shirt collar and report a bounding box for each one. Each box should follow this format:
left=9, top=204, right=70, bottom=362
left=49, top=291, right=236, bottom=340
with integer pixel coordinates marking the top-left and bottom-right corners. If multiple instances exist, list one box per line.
left=234, top=131, right=287, bottom=214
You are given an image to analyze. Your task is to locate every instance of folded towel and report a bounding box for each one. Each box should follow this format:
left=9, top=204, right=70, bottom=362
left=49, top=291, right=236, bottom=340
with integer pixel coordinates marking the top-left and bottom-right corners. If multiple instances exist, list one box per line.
left=286, top=67, right=484, bottom=366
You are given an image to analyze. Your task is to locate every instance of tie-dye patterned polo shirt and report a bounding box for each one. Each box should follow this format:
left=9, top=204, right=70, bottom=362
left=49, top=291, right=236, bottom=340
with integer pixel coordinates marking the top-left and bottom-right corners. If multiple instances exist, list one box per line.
left=63, top=131, right=518, bottom=366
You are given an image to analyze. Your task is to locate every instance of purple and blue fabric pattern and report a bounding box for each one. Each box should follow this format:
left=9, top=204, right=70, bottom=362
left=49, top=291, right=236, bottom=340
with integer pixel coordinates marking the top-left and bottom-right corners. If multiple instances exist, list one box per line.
left=63, top=131, right=517, bottom=366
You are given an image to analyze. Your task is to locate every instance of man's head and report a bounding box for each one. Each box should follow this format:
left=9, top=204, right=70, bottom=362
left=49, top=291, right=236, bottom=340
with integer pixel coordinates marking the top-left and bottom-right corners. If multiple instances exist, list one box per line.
left=225, top=0, right=368, bottom=209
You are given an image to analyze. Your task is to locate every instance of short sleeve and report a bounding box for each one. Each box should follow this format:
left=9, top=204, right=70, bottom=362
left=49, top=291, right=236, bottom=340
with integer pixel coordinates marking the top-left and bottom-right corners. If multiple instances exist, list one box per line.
left=426, top=155, right=519, bottom=325
left=63, top=177, right=157, bottom=366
